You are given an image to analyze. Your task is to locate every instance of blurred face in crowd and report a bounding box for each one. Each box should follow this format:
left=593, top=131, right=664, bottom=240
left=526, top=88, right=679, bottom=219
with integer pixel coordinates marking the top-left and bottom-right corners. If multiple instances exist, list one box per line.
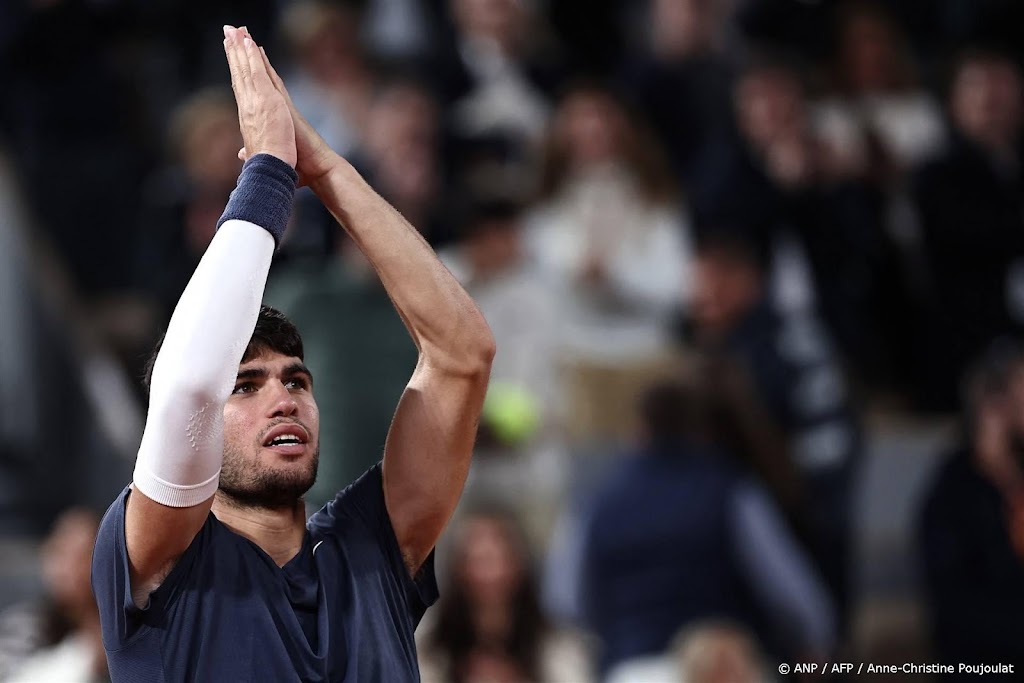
left=466, top=218, right=524, bottom=277
left=676, top=625, right=764, bottom=683
left=287, top=2, right=363, bottom=81
left=735, top=67, right=807, bottom=150
left=365, top=83, right=439, bottom=213
left=453, top=0, right=524, bottom=50
left=42, top=509, right=100, bottom=622
left=951, top=57, right=1023, bottom=150
left=651, top=0, right=721, bottom=59
left=691, top=245, right=764, bottom=338
left=456, top=516, right=524, bottom=608
left=219, top=351, right=321, bottom=509
left=178, top=102, right=243, bottom=188
left=556, top=90, right=626, bottom=169
left=839, top=10, right=901, bottom=93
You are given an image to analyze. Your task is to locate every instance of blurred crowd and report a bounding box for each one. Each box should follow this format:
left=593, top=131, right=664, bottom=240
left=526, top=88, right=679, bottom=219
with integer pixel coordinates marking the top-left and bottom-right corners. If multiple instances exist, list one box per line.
left=3, top=0, right=1024, bottom=681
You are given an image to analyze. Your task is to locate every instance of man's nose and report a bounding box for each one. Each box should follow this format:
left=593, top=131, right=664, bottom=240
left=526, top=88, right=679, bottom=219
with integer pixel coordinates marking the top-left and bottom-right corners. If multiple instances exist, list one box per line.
left=267, top=381, right=299, bottom=418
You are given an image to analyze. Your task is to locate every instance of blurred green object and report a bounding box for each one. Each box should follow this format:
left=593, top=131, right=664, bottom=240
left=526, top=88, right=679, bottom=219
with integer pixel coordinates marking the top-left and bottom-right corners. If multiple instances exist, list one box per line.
left=482, top=382, right=541, bottom=446
left=266, top=258, right=417, bottom=508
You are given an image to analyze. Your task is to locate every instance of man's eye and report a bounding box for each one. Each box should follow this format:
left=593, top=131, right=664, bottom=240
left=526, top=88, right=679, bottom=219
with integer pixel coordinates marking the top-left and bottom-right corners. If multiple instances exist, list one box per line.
left=286, top=378, right=308, bottom=391
left=233, top=382, right=256, bottom=395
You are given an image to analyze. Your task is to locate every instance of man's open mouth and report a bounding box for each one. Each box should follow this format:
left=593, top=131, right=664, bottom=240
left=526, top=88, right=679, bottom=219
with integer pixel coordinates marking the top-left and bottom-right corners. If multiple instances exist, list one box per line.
left=262, top=424, right=309, bottom=448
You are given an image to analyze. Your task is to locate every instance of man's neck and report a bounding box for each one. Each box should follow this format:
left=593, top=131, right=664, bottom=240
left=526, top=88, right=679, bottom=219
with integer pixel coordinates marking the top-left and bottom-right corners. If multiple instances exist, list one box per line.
left=211, top=493, right=307, bottom=567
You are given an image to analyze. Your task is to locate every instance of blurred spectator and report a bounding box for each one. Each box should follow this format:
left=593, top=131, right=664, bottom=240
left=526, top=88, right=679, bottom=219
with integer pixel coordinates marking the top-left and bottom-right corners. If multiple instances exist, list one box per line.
left=696, top=59, right=899, bottom=377
left=1, top=509, right=107, bottom=683
left=527, top=86, right=692, bottom=359
left=264, top=241, right=417, bottom=509
left=355, top=77, right=454, bottom=249
left=361, top=0, right=436, bottom=63
left=434, top=0, right=563, bottom=163
left=909, top=48, right=1024, bottom=411
left=440, top=190, right=567, bottom=539
left=580, top=381, right=835, bottom=675
left=621, top=0, right=737, bottom=183
left=685, top=229, right=861, bottom=631
left=281, top=1, right=374, bottom=159
left=813, top=2, right=946, bottom=177
left=418, top=508, right=592, bottom=683
left=918, top=339, right=1024, bottom=675
left=673, top=622, right=771, bottom=683
left=134, top=87, right=242, bottom=321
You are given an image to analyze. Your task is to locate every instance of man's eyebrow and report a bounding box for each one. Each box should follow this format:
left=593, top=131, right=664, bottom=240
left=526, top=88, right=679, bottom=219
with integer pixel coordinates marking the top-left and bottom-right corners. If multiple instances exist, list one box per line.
left=284, top=362, right=314, bottom=384
left=235, top=367, right=268, bottom=381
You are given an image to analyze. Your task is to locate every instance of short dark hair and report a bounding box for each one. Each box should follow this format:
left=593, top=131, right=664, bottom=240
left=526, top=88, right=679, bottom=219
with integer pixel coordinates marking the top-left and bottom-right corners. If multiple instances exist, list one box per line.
left=639, top=380, right=715, bottom=445
left=693, top=227, right=772, bottom=274
left=142, top=305, right=304, bottom=396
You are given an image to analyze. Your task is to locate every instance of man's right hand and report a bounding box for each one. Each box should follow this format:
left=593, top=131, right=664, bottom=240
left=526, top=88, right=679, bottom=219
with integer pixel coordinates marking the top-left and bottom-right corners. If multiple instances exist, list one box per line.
left=223, top=25, right=296, bottom=169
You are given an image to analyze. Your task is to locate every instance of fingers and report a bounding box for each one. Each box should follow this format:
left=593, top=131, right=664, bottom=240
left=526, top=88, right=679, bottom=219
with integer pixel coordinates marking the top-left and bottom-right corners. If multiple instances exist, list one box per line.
left=241, top=31, right=274, bottom=90
left=259, top=46, right=287, bottom=95
left=223, top=26, right=251, bottom=99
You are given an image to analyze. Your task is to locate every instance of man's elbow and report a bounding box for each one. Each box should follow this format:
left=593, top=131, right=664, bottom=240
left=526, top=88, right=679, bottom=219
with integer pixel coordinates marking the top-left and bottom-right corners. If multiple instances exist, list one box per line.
left=427, top=326, right=495, bottom=379
left=457, top=331, right=496, bottom=379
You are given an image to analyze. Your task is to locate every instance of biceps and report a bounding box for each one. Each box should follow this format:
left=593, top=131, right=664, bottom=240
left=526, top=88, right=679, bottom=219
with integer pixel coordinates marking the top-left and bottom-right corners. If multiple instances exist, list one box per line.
left=382, top=365, right=488, bottom=565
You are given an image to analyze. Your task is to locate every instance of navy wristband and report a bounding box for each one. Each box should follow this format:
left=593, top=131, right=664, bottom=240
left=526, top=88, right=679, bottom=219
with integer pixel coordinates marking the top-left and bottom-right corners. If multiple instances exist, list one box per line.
left=216, top=154, right=298, bottom=247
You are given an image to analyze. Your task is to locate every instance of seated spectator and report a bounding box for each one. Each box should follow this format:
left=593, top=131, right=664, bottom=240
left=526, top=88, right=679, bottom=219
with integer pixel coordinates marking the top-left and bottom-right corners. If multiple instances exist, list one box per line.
left=620, top=0, right=737, bottom=183
left=418, top=507, right=592, bottom=683
left=604, top=620, right=771, bottom=683
left=918, top=339, right=1024, bottom=675
left=134, top=87, right=242, bottom=321
left=434, top=0, right=562, bottom=155
left=813, top=1, right=946, bottom=178
left=909, top=48, right=1024, bottom=410
left=673, top=622, right=771, bottom=683
left=526, top=85, right=692, bottom=360
left=580, top=381, right=835, bottom=675
left=280, top=0, right=374, bottom=159
left=685, top=228, right=862, bottom=631
left=440, top=188, right=571, bottom=544
left=694, top=59, right=898, bottom=374
left=3, top=509, right=107, bottom=683
left=354, top=77, right=453, bottom=249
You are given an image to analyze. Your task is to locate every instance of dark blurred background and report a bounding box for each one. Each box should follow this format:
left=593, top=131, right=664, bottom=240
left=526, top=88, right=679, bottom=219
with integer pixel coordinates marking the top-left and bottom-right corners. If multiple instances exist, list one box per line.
left=2, top=0, right=1024, bottom=681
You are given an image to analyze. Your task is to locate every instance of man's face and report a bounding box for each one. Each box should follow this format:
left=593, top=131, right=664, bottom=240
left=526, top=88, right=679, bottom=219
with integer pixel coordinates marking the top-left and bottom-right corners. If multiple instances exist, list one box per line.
left=219, top=351, right=320, bottom=509
left=691, top=248, right=763, bottom=338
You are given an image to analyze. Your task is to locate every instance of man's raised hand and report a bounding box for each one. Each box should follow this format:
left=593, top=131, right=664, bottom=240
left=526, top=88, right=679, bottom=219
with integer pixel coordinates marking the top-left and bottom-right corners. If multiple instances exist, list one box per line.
left=233, top=28, right=338, bottom=187
left=223, top=25, right=297, bottom=169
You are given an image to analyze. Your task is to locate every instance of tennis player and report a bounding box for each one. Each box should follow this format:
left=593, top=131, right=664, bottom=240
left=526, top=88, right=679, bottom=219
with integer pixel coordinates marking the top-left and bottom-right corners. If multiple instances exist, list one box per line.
left=91, top=26, right=494, bottom=682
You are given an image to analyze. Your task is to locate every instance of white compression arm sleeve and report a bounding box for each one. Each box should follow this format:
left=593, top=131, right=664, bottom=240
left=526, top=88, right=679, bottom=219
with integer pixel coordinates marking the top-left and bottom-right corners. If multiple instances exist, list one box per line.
left=132, top=219, right=275, bottom=507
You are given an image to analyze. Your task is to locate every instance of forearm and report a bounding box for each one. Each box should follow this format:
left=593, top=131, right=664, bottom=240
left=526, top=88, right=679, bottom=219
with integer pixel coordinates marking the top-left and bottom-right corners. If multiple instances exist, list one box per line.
left=134, top=156, right=296, bottom=506
left=312, top=158, right=494, bottom=370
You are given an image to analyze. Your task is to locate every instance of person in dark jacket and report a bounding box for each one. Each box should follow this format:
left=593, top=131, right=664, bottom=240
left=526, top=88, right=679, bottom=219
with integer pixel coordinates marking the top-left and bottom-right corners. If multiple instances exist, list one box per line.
left=579, top=381, right=835, bottom=676
left=918, top=339, right=1024, bottom=677
left=684, top=227, right=863, bottom=633
left=909, top=49, right=1024, bottom=410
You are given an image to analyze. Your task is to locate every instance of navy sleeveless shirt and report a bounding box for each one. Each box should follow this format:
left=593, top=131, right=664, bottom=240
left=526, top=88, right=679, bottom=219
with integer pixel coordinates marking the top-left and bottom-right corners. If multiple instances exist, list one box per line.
left=91, top=464, right=437, bottom=682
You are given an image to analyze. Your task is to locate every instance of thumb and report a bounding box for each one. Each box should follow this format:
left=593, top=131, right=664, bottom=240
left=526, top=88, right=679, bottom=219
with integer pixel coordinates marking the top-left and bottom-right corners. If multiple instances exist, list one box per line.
left=238, top=147, right=247, bottom=162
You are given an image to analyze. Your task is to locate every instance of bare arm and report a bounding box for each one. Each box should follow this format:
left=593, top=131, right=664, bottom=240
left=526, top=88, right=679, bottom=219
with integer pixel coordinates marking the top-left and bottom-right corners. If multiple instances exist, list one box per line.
left=251, top=46, right=495, bottom=575
left=313, top=160, right=495, bottom=574
left=125, top=27, right=297, bottom=604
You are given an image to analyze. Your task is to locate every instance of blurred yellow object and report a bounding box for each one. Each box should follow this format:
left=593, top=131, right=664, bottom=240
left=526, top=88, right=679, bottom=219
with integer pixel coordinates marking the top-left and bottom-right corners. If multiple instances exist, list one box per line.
left=482, top=382, right=541, bottom=446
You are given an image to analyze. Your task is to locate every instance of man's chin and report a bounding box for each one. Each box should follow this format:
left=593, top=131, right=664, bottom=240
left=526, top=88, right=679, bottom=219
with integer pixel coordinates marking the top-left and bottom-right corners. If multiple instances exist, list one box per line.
left=219, top=465, right=319, bottom=510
